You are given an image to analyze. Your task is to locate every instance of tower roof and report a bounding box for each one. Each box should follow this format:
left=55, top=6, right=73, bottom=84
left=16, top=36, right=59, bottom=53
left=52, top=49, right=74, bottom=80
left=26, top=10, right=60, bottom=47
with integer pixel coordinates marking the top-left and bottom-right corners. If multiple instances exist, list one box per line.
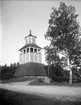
left=19, top=43, right=42, bottom=51
left=14, top=62, right=47, bottom=76
left=24, top=30, right=37, bottom=39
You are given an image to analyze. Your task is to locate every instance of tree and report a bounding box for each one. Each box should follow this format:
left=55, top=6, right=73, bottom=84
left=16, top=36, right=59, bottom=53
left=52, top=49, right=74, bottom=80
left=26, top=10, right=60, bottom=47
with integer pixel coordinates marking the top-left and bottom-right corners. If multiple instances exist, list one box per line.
left=45, top=2, right=81, bottom=85
left=0, top=63, right=18, bottom=80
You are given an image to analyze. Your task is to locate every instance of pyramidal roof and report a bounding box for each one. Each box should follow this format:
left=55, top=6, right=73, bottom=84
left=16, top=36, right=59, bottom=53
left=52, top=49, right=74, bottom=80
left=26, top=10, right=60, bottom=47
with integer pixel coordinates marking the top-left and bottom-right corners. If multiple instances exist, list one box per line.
left=14, top=62, right=47, bottom=77
left=19, top=43, right=42, bottom=51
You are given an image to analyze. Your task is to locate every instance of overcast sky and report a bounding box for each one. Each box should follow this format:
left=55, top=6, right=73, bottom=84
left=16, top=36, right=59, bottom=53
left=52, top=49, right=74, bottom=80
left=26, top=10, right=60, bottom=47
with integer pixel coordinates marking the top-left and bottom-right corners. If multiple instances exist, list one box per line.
left=1, top=0, right=81, bottom=65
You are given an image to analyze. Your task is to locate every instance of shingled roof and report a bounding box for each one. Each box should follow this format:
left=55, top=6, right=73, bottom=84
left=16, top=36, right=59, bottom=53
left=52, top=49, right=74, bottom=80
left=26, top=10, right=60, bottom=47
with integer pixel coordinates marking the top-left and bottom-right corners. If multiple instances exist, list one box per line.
left=19, top=44, right=42, bottom=51
left=14, top=62, right=47, bottom=77
left=24, top=34, right=37, bottom=39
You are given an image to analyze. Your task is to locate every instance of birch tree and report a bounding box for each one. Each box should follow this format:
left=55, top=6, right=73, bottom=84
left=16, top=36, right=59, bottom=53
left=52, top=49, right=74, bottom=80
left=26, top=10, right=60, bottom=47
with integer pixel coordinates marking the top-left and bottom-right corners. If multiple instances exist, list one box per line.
left=45, top=2, right=81, bottom=85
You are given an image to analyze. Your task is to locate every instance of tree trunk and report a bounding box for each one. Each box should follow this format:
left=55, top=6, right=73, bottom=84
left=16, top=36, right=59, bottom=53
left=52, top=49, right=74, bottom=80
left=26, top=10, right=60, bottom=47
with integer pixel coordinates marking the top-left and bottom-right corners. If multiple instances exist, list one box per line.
left=67, top=57, right=72, bottom=85
left=48, top=64, right=49, bottom=77
left=69, top=69, right=72, bottom=85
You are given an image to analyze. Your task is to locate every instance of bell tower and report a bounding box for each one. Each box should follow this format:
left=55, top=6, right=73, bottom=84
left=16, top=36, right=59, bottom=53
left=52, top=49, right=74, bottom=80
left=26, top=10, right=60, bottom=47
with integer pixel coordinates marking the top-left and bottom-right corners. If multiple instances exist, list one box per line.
left=19, top=30, right=42, bottom=64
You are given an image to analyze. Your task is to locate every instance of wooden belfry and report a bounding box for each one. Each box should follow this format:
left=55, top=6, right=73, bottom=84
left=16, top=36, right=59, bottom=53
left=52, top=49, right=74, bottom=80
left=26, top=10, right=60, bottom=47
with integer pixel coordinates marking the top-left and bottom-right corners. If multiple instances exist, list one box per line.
left=19, top=30, right=42, bottom=64
left=15, top=30, right=46, bottom=77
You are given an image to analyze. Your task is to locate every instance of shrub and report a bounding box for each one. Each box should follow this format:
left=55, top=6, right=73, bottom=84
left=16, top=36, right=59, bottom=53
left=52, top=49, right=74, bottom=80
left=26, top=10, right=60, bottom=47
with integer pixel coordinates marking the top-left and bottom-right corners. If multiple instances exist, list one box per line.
left=51, top=75, right=69, bottom=83
left=37, top=78, right=44, bottom=83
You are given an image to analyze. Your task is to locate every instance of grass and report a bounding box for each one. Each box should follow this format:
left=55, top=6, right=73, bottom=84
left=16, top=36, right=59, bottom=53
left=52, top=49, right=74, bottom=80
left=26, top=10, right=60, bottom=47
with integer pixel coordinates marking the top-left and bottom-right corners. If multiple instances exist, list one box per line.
left=29, top=78, right=81, bottom=87
left=1, top=76, right=34, bottom=83
left=0, top=89, right=81, bottom=105
left=29, top=79, right=68, bottom=86
left=1, top=76, right=81, bottom=87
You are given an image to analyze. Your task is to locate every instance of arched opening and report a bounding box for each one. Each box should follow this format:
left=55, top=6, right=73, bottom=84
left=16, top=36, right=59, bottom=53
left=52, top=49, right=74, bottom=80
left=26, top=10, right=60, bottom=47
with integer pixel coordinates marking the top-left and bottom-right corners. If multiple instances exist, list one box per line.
left=24, top=49, right=25, bottom=54
left=34, top=49, right=37, bottom=53
left=30, top=48, right=33, bottom=52
left=27, top=48, right=29, bottom=53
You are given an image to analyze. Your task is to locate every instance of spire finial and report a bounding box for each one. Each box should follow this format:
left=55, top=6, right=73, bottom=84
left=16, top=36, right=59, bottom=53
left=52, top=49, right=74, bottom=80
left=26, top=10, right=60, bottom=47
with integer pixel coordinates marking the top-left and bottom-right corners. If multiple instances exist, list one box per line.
left=29, top=30, right=31, bottom=35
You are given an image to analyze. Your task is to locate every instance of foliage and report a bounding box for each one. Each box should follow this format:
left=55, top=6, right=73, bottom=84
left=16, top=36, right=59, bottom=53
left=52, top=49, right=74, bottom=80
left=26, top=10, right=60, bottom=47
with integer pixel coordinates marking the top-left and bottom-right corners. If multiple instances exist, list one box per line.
left=0, top=62, right=19, bottom=80
left=44, top=46, right=61, bottom=65
left=44, top=2, right=81, bottom=84
left=50, top=64, right=69, bottom=83
left=45, top=2, right=81, bottom=65
left=44, top=64, right=69, bottom=82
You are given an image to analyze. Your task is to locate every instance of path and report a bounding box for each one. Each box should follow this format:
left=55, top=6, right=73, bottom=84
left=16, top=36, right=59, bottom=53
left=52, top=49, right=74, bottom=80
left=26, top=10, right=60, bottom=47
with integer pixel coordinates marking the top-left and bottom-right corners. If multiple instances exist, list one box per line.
left=0, top=83, right=81, bottom=101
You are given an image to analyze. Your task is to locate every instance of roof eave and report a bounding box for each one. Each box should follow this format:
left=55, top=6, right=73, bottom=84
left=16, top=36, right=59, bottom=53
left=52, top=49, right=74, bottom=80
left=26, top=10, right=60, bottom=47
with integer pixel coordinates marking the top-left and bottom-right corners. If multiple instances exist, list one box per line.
left=24, top=35, right=37, bottom=39
left=19, top=46, right=43, bottom=51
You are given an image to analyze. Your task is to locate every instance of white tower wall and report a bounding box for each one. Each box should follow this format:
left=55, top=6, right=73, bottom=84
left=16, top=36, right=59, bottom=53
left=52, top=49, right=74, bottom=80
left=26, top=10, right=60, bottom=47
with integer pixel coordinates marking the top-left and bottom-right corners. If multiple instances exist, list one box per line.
left=25, top=53, right=29, bottom=63
left=19, top=51, right=42, bottom=64
left=25, top=36, right=36, bottom=44
left=19, top=53, right=22, bottom=64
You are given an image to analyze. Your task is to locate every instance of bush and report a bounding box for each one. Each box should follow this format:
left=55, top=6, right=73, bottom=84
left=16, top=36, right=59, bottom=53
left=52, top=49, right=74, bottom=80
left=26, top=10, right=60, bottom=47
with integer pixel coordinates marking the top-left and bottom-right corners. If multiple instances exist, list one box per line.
left=73, top=77, right=81, bottom=83
left=0, top=63, right=19, bottom=80
left=51, top=75, right=69, bottom=83
left=37, top=78, right=44, bottom=83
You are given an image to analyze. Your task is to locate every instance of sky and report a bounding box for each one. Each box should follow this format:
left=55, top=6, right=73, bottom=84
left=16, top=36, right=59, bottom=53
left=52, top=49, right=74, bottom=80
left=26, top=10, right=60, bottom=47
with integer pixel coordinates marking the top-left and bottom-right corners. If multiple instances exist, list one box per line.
left=0, top=0, right=81, bottom=66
